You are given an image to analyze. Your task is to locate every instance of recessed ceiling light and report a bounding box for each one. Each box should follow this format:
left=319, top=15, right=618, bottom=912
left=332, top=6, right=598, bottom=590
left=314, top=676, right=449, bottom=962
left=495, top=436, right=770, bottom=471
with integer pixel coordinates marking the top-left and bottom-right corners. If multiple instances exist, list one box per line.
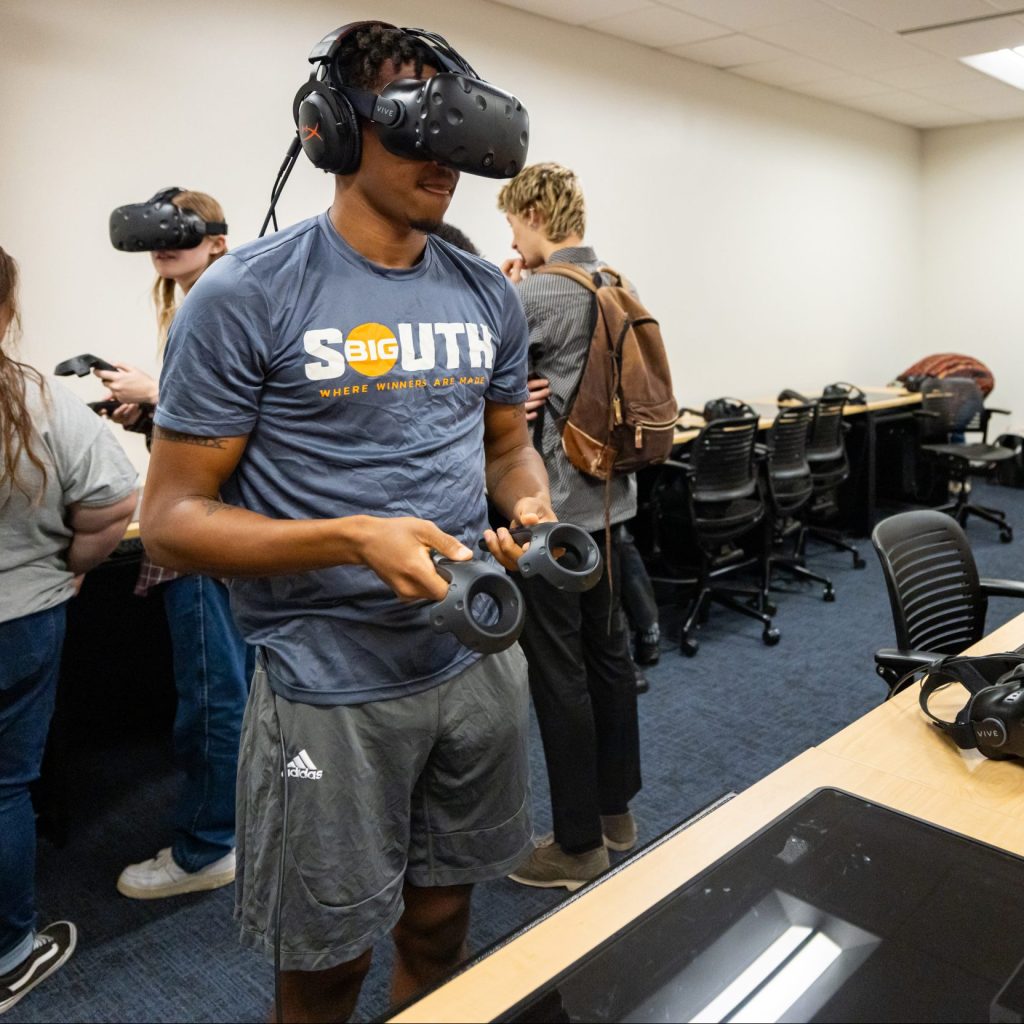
left=961, top=49, right=1024, bottom=91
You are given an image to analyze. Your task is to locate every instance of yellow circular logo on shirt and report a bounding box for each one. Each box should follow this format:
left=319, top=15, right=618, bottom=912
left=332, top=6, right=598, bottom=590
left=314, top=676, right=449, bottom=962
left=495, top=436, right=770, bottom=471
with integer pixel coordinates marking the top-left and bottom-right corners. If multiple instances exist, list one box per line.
left=344, top=322, right=399, bottom=378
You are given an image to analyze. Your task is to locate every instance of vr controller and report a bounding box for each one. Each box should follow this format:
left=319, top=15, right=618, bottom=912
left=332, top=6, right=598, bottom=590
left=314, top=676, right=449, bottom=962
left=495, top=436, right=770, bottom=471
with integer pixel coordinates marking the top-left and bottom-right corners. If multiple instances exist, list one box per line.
left=432, top=523, right=603, bottom=653
left=109, top=188, right=227, bottom=252
left=54, top=353, right=118, bottom=376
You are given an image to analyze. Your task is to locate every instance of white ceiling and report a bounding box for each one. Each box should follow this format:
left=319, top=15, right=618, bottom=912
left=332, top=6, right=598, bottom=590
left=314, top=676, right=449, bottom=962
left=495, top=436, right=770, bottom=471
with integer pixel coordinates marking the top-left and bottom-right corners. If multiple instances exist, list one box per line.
left=486, top=0, right=1024, bottom=127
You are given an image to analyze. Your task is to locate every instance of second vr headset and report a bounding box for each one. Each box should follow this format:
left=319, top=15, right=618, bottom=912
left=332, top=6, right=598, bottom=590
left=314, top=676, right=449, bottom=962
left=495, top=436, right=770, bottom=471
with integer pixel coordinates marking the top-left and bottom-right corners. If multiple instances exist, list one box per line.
left=109, top=188, right=227, bottom=252
left=293, top=22, right=529, bottom=179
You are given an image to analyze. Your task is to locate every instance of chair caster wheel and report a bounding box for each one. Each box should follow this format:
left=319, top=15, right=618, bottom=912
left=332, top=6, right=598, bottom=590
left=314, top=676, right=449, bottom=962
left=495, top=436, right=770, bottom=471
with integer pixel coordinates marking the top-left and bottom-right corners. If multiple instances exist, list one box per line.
left=1000, top=528, right=1013, bottom=543
left=853, top=556, right=866, bottom=570
left=762, top=628, right=780, bottom=646
left=824, top=589, right=836, bottom=602
left=680, top=637, right=699, bottom=657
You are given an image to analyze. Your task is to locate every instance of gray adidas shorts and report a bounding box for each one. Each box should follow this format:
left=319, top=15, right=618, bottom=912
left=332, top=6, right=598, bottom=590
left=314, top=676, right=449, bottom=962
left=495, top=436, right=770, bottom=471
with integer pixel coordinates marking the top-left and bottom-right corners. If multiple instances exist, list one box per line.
left=234, top=645, right=533, bottom=972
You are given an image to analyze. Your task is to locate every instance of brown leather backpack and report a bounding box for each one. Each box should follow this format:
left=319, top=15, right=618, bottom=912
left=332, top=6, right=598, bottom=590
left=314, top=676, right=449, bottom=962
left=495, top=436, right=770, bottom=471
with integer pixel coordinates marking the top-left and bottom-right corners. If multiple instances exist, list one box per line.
left=533, top=263, right=677, bottom=480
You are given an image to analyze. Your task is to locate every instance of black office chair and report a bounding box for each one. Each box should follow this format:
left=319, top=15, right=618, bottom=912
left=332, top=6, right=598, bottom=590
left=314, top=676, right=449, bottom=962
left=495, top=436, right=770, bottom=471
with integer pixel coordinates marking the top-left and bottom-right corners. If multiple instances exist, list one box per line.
left=648, top=415, right=779, bottom=655
left=871, top=509, right=1024, bottom=694
left=917, top=377, right=1014, bottom=543
left=802, top=394, right=866, bottom=569
left=762, top=403, right=835, bottom=603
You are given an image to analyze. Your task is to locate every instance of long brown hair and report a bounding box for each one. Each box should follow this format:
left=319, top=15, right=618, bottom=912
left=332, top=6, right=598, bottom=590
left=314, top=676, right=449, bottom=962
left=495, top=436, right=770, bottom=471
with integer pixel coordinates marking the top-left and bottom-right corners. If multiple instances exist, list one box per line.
left=152, top=190, right=228, bottom=353
left=0, top=246, right=48, bottom=500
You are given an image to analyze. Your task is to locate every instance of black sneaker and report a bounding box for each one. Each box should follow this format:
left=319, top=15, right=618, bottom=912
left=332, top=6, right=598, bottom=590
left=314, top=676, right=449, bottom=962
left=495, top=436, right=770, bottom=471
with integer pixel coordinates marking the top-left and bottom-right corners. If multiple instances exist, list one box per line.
left=0, top=921, right=77, bottom=1015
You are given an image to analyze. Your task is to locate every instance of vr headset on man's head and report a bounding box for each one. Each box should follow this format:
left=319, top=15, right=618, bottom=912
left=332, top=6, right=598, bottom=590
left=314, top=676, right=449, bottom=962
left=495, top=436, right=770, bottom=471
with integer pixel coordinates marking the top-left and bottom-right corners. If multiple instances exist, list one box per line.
left=294, top=22, right=529, bottom=179
left=261, top=22, right=530, bottom=235
left=109, top=188, right=227, bottom=252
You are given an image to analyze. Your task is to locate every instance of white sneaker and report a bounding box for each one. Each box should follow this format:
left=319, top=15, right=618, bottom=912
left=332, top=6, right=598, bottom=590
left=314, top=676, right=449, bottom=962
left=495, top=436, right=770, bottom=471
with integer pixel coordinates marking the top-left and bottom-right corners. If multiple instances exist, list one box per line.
left=116, top=847, right=235, bottom=900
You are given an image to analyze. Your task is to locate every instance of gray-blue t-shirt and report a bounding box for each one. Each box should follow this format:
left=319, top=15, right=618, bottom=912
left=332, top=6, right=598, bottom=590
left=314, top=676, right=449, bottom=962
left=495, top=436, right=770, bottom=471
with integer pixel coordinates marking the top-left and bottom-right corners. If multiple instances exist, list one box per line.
left=155, top=212, right=529, bottom=705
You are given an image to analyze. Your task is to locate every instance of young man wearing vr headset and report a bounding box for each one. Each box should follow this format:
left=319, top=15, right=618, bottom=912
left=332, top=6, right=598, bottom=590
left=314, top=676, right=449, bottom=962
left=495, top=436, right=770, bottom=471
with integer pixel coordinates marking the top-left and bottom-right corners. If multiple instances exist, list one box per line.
left=141, top=22, right=551, bottom=1021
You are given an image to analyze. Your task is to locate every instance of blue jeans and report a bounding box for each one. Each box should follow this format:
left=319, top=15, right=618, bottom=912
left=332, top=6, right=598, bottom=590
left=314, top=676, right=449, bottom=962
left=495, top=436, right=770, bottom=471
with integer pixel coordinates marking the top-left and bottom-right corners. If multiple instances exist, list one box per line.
left=0, top=604, right=66, bottom=972
left=161, top=576, right=253, bottom=873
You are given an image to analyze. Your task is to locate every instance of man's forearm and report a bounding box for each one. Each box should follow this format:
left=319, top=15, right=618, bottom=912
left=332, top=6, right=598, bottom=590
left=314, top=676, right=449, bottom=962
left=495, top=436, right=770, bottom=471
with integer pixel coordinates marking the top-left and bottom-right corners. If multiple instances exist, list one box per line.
left=141, top=496, right=377, bottom=577
left=486, top=445, right=551, bottom=523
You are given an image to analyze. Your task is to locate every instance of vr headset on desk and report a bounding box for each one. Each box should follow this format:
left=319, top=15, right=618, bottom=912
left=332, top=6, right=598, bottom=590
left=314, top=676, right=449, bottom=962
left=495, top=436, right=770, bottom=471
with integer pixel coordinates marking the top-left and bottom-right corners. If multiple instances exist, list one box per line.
left=109, top=188, right=227, bottom=252
left=916, top=653, right=1024, bottom=761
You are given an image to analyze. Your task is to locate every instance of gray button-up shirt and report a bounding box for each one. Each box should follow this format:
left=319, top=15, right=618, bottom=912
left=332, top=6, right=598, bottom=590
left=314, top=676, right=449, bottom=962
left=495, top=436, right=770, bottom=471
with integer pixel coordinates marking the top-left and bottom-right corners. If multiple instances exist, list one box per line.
left=516, top=246, right=637, bottom=532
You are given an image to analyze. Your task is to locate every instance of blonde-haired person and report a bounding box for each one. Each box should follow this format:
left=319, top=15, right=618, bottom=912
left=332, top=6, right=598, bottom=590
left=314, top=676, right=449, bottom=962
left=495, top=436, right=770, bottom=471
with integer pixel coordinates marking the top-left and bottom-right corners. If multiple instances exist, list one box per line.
left=94, top=190, right=253, bottom=901
left=497, top=163, right=645, bottom=891
left=0, top=246, right=137, bottom=1013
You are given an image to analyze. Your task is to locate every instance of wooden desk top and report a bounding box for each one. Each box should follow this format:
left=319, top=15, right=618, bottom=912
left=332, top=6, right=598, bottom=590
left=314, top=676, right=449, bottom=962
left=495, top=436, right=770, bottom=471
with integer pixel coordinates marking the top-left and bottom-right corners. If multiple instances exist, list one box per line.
left=392, top=611, right=1024, bottom=1023
left=672, top=387, right=920, bottom=445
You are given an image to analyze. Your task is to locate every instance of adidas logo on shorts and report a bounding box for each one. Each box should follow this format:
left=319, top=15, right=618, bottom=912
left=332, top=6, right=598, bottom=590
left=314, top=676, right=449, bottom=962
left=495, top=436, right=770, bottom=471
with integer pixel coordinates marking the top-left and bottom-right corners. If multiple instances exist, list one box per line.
left=286, top=749, right=323, bottom=780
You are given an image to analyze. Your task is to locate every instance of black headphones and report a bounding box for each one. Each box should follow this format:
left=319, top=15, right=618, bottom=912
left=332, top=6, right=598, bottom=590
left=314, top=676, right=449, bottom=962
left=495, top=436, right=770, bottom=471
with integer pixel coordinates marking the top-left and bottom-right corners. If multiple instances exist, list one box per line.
left=822, top=381, right=866, bottom=404
left=291, top=21, right=529, bottom=178
left=918, top=653, right=1024, bottom=760
left=703, top=397, right=757, bottom=422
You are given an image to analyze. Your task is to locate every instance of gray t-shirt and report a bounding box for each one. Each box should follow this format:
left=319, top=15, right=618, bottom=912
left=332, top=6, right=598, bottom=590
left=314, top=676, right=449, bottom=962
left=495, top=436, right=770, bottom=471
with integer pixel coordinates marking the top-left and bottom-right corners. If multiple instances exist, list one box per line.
left=155, top=213, right=529, bottom=706
left=0, top=374, right=138, bottom=624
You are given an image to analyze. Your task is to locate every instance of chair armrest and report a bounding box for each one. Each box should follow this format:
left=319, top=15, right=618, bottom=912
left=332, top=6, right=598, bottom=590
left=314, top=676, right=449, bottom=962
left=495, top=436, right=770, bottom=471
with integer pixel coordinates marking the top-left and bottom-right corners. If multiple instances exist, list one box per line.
left=874, top=648, right=944, bottom=695
left=987, top=408, right=1011, bottom=416
left=980, top=578, right=1024, bottom=600
left=914, top=410, right=941, bottom=419
left=661, top=458, right=693, bottom=475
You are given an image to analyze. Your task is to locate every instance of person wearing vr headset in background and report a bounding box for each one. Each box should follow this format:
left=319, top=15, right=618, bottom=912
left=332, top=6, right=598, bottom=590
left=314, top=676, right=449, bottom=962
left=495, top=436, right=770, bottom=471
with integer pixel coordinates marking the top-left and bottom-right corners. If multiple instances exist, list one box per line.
left=0, top=246, right=137, bottom=1014
left=140, top=22, right=551, bottom=1022
left=497, top=164, right=644, bottom=891
left=96, top=189, right=253, bottom=902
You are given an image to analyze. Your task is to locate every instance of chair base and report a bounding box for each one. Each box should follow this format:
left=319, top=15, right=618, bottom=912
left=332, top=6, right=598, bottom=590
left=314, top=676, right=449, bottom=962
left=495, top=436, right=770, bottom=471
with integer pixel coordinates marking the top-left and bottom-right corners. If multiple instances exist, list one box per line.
left=937, top=492, right=1013, bottom=543
left=769, top=556, right=835, bottom=602
left=679, top=579, right=779, bottom=656
left=803, top=526, right=866, bottom=569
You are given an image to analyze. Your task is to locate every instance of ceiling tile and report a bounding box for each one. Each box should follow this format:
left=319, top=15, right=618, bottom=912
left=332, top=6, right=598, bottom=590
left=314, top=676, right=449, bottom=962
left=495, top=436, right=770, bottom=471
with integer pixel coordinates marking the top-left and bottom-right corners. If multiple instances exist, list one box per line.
left=900, top=107, right=983, bottom=127
left=750, top=10, right=939, bottom=71
left=907, top=18, right=1024, bottom=56
left=794, top=74, right=893, bottom=98
left=867, top=60, right=992, bottom=87
left=485, top=0, right=655, bottom=26
left=839, top=90, right=938, bottom=115
left=656, top=0, right=830, bottom=31
left=584, top=5, right=728, bottom=46
left=663, top=33, right=792, bottom=66
left=822, top=0, right=998, bottom=33
left=912, top=77, right=1024, bottom=102
left=947, top=93, right=1024, bottom=116
left=732, top=54, right=847, bottom=84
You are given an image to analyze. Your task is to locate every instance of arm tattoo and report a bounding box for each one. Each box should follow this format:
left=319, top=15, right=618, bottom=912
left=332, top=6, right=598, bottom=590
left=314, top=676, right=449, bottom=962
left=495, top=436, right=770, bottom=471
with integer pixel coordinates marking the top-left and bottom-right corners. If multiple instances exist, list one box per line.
left=201, top=499, right=230, bottom=517
left=154, top=426, right=227, bottom=449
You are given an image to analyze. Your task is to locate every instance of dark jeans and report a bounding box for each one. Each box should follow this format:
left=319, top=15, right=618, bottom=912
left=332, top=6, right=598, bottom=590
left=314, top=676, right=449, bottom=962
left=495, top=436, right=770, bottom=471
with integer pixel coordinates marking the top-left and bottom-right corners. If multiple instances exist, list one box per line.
left=518, top=532, right=642, bottom=854
left=161, top=575, right=253, bottom=872
left=618, top=526, right=658, bottom=634
left=0, top=603, right=66, bottom=971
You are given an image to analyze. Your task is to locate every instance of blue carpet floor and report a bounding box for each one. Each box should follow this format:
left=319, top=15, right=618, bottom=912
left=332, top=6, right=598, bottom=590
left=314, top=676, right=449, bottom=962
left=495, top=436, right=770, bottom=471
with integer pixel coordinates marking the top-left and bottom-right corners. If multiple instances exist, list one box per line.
left=9, top=483, right=1024, bottom=1023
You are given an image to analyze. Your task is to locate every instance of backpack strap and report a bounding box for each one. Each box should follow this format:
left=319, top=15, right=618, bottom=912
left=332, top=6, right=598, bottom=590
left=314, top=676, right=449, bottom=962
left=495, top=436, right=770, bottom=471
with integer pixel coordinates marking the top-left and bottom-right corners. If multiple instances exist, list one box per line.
left=533, top=263, right=600, bottom=292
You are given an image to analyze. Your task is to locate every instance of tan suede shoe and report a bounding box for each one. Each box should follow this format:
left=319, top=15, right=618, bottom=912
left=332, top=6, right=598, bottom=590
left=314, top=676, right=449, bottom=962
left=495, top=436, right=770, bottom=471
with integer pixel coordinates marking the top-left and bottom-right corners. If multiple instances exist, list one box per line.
left=508, top=836, right=609, bottom=892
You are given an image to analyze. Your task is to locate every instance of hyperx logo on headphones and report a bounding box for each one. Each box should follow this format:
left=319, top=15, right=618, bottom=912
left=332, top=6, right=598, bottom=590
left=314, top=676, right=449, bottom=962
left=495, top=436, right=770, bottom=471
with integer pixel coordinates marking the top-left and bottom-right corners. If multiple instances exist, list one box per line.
left=302, top=123, right=323, bottom=142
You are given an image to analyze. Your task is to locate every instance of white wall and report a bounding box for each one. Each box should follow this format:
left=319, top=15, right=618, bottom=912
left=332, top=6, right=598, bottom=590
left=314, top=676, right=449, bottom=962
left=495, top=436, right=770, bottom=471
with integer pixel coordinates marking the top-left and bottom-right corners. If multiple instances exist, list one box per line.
left=923, top=120, right=1024, bottom=437
left=0, top=0, right=924, bottom=472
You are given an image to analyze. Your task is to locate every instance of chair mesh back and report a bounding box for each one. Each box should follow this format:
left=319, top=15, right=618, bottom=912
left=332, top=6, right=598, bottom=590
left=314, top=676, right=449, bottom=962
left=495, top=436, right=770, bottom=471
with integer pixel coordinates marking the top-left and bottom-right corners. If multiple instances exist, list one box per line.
left=806, top=395, right=846, bottom=459
left=806, top=395, right=849, bottom=491
left=768, top=405, right=813, bottom=513
left=691, top=416, right=759, bottom=502
left=920, top=379, right=955, bottom=440
left=871, top=510, right=987, bottom=655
